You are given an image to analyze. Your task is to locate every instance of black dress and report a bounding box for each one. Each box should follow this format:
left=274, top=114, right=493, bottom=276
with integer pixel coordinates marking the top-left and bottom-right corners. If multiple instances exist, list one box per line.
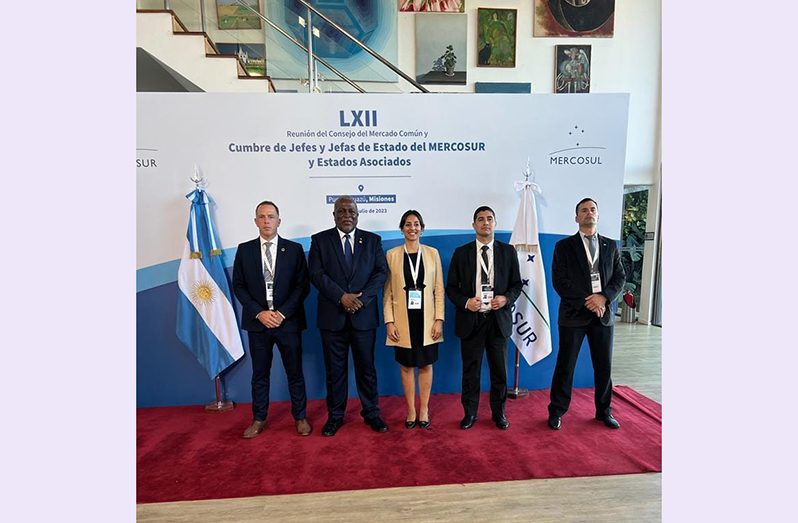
left=394, top=252, right=440, bottom=368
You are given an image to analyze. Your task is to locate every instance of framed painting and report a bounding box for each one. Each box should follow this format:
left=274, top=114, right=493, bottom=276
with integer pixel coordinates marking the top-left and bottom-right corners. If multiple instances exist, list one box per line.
left=216, top=0, right=262, bottom=30
left=534, top=0, right=614, bottom=38
left=399, top=0, right=464, bottom=12
left=555, top=45, right=591, bottom=93
left=415, top=13, right=467, bottom=85
left=216, top=43, right=266, bottom=76
left=477, top=8, right=517, bottom=68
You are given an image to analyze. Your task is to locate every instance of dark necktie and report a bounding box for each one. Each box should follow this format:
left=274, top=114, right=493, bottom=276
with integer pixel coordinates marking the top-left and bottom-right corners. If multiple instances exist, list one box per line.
left=587, top=234, right=597, bottom=264
left=344, top=234, right=353, bottom=272
left=480, top=245, right=490, bottom=285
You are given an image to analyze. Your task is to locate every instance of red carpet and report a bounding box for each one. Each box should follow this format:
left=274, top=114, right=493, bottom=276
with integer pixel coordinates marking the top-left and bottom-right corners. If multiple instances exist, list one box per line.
left=137, top=386, right=660, bottom=503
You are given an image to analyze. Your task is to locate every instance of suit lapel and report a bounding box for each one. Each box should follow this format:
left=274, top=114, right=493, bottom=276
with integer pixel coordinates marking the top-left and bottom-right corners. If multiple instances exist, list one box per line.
left=272, top=235, right=282, bottom=283
left=251, top=238, right=267, bottom=296
left=351, top=229, right=364, bottom=275
left=572, top=233, right=592, bottom=278
left=466, top=242, right=477, bottom=296
left=329, top=228, right=349, bottom=276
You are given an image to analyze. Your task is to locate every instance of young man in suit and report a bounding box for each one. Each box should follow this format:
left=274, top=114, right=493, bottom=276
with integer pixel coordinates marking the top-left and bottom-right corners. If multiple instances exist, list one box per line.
left=308, top=196, right=389, bottom=436
left=547, top=197, right=626, bottom=430
left=232, top=201, right=312, bottom=438
left=446, top=206, right=523, bottom=430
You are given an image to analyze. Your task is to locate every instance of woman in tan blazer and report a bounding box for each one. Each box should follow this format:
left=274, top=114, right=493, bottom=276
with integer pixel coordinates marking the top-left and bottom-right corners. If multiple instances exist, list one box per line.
left=384, top=210, right=444, bottom=429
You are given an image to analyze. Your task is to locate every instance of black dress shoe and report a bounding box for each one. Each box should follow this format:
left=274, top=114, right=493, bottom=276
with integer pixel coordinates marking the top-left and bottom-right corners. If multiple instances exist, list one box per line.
left=321, top=418, right=343, bottom=437
left=418, top=417, right=431, bottom=430
left=365, top=416, right=388, bottom=433
left=405, top=418, right=417, bottom=429
left=596, top=414, right=620, bottom=429
left=547, top=415, right=562, bottom=430
left=460, top=415, right=477, bottom=430
left=492, top=415, right=510, bottom=430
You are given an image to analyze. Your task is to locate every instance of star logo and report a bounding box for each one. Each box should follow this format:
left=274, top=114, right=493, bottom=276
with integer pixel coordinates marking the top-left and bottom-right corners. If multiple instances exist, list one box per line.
left=522, top=279, right=530, bottom=287
left=527, top=254, right=535, bottom=263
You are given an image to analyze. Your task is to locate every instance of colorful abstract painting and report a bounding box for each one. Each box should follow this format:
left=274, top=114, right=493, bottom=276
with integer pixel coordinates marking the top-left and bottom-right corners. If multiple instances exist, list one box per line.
left=399, top=0, right=464, bottom=13
left=477, top=8, right=517, bottom=68
left=534, top=0, right=614, bottom=38
left=555, top=45, right=591, bottom=93
left=264, top=0, right=399, bottom=83
left=415, top=13, right=467, bottom=85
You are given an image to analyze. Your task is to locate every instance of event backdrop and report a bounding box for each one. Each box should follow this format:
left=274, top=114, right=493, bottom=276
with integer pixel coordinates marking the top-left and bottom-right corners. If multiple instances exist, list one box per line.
left=137, top=92, right=629, bottom=407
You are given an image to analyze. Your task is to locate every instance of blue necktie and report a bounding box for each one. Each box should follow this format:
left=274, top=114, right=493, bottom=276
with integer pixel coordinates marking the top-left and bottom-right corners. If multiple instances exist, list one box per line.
left=344, top=234, right=353, bottom=272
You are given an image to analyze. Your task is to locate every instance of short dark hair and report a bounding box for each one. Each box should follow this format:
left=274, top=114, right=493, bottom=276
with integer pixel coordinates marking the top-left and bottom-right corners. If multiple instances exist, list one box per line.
left=255, top=200, right=280, bottom=216
left=575, top=198, right=597, bottom=215
left=399, top=210, right=425, bottom=230
left=473, top=205, right=495, bottom=222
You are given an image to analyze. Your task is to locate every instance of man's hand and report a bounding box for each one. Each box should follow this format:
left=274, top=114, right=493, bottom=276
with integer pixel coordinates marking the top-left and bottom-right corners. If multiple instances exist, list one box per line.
left=490, top=295, right=508, bottom=310
left=257, top=311, right=283, bottom=329
left=585, top=294, right=607, bottom=317
left=341, top=292, right=363, bottom=314
left=466, top=297, right=482, bottom=312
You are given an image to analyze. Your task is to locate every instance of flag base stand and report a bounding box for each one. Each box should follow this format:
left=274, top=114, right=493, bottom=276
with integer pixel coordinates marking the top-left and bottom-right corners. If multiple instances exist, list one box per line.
left=204, top=376, right=235, bottom=412
left=507, top=350, right=528, bottom=400
left=507, top=387, right=528, bottom=400
left=205, top=400, right=235, bottom=412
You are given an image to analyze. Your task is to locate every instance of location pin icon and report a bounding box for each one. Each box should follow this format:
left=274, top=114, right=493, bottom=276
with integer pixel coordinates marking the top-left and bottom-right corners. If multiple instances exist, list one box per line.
left=358, top=184, right=364, bottom=192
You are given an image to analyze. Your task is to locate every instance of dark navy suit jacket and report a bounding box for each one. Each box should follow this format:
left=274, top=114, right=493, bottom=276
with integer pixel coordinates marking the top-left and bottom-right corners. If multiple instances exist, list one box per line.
left=232, top=236, right=309, bottom=333
left=308, top=227, right=387, bottom=331
left=552, top=233, right=626, bottom=327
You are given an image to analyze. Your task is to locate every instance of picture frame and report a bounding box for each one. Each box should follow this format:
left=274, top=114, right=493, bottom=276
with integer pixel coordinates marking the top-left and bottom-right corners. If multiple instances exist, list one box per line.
left=534, top=0, right=614, bottom=38
left=216, top=43, right=266, bottom=76
left=554, top=45, right=591, bottom=93
left=216, top=0, right=262, bottom=30
left=477, top=8, right=517, bottom=68
left=415, top=13, right=467, bottom=85
left=399, top=0, right=464, bottom=13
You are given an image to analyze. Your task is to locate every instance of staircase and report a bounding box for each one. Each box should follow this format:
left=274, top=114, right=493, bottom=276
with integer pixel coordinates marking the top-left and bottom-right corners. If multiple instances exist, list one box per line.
left=137, top=10, right=275, bottom=92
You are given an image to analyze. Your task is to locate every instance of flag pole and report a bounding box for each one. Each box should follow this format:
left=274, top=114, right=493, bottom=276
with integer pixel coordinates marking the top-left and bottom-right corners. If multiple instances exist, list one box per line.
left=507, top=349, right=528, bottom=399
left=205, top=375, right=235, bottom=412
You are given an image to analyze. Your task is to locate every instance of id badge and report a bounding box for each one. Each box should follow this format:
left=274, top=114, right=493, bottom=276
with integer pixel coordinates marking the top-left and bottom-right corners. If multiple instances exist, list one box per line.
left=408, top=289, right=422, bottom=310
left=590, top=272, right=602, bottom=293
left=481, top=284, right=494, bottom=308
left=266, top=282, right=275, bottom=308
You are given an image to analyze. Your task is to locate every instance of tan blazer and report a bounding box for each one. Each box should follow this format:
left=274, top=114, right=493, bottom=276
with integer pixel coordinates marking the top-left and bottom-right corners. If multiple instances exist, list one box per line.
left=383, top=244, right=445, bottom=348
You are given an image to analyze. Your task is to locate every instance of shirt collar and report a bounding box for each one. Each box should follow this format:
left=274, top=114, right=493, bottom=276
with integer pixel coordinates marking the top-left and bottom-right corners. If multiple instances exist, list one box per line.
left=260, top=235, right=278, bottom=248
left=476, top=238, right=494, bottom=251
left=338, top=228, right=356, bottom=240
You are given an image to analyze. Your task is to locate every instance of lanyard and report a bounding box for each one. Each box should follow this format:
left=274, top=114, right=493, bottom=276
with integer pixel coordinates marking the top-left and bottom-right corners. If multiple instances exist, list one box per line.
left=404, top=245, right=423, bottom=288
left=478, top=245, right=493, bottom=283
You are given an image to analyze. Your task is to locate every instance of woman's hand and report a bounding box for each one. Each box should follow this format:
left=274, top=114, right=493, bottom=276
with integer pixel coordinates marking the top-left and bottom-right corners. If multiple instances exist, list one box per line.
left=431, top=319, right=443, bottom=340
left=386, top=322, right=400, bottom=342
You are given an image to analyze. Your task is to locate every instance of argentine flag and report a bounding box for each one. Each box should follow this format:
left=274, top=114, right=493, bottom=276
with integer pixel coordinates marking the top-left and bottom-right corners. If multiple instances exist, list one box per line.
left=509, top=178, right=552, bottom=366
left=176, top=189, right=244, bottom=379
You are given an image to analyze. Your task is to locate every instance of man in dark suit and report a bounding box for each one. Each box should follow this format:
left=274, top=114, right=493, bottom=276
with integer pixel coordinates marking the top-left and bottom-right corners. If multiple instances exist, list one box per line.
left=232, top=200, right=312, bottom=438
left=446, top=206, right=523, bottom=430
left=547, top=197, right=626, bottom=430
left=308, top=196, right=389, bottom=436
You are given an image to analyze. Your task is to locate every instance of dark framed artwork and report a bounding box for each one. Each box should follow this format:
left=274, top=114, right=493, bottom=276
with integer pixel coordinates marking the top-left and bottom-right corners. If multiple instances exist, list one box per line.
left=216, top=0, right=262, bottom=30
left=399, top=0, right=464, bottom=12
left=477, top=8, right=517, bottom=68
left=555, top=45, right=591, bottom=93
left=474, top=82, right=531, bottom=93
left=216, top=43, right=266, bottom=76
left=534, top=0, right=614, bottom=38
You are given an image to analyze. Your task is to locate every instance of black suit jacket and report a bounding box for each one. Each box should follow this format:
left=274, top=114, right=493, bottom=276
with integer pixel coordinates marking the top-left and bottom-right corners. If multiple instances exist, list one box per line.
left=445, top=239, right=523, bottom=339
left=308, top=227, right=388, bottom=331
left=232, top=236, right=309, bottom=333
left=552, top=233, right=626, bottom=327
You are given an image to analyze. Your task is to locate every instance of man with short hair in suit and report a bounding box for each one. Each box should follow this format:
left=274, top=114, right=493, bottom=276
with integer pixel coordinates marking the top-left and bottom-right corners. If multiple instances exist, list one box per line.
left=547, top=197, right=626, bottom=431
left=309, top=196, right=389, bottom=436
left=233, top=200, right=312, bottom=438
left=446, top=206, right=523, bottom=430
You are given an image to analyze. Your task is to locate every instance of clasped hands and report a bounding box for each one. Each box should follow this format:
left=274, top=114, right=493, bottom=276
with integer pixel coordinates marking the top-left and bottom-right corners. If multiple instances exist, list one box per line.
left=585, top=293, right=607, bottom=318
left=341, top=292, right=363, bottom=314
left=387, top=319, right=442, bottom=342
left=257, top=310, right=284, bottom=329
left=465, top=295, right=507, bottom=312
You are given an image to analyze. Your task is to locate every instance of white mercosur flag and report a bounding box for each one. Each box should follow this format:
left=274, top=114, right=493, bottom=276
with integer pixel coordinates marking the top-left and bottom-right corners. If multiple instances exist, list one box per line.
left=509, top=181, right=552, bottom=366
